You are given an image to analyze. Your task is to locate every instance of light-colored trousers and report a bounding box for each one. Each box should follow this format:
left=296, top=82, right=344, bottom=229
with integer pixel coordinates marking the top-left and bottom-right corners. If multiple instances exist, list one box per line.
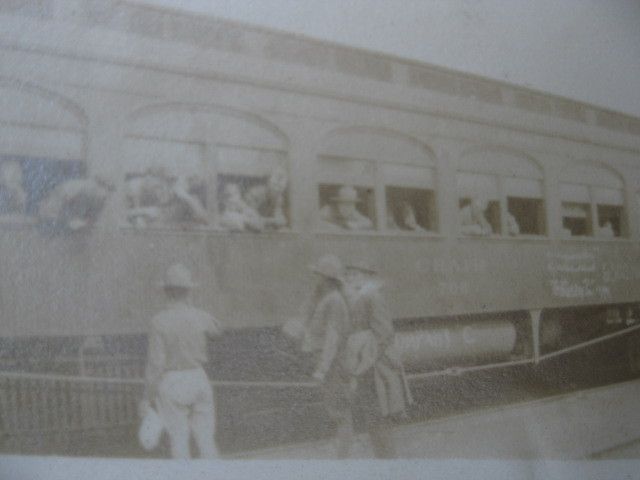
left=157, top=368, right=217, bottom=459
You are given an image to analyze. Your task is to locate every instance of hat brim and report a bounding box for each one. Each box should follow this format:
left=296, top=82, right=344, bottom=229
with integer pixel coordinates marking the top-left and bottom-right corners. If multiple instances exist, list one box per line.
left=158, top=281, right=198, bottom=289
left=330, top=197, right=359, bottom=203
left=309, top=264, right=342, bottom=280
left=346, top=265, right=377, bottom=274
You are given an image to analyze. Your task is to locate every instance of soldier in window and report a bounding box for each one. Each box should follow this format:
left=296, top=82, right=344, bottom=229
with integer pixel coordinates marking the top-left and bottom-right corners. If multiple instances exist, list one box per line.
left=218, top=183, right=265, bottom=232
left=598, top=221, right=615, bottom=238
left=390, top=201, right=427, bottom=233
left=506, top=210, right=520, bottom=236
left=319, top=186, right=373, bottom=231
left=459, top=197, right=493, bottom=235
left=165, top=174, right=209, bottom=226
left=38, top=175, right=114, bottom=232
left=0, top=160, right=26, bottom=216
left=243, top=166, right=289, bottom=230
left=126, top=167, right=173, bottom=228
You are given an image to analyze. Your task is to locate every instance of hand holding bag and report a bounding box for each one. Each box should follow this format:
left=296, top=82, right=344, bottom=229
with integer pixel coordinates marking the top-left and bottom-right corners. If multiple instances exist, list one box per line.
left=138, top=402, right=164, bottom=451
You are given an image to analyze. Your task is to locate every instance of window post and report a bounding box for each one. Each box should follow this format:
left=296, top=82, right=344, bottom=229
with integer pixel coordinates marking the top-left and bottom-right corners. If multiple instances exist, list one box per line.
left=375, top=162, right=385, bottom=231
left=543, top=161, right=561, bottom=238
left=623, top=181, right=637, bottom=238
left=204, top=143, right=218, bottom=226
left=434, top=143, right=458, bottom=237
left=588, top=185, right=598, bottom=236
left=497, top=175, right=507, bottom=236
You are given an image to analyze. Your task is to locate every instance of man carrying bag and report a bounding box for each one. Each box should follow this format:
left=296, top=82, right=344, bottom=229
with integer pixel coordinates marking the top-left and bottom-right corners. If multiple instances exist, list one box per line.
left=140, top=263, right=223, bottom=458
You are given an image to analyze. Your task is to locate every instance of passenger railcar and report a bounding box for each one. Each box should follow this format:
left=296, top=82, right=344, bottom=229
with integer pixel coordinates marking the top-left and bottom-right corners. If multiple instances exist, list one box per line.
left=1, top=0, right=640, bottom=377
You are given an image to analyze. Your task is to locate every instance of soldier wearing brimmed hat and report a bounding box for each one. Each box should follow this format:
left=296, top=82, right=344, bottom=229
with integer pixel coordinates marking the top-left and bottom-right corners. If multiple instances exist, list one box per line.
left=299, top=254, right=360, bottom=458
left=343, top=259, right=413, bottom=458
left=141, top=263, right=223, bottom=458
left=459, top=196, right=493, bottom=236
left=319, top=185, right=373, bottom=231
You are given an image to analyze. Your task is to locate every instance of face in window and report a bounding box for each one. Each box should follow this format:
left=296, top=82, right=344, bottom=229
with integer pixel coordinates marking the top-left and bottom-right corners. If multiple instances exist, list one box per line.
left=337, top=201, right=358, bottom=219
left=471, top=197, right=489, bottom=213
left=335, top=193, right=373, bottom=229
left=268, top=166, right=288, bottom=195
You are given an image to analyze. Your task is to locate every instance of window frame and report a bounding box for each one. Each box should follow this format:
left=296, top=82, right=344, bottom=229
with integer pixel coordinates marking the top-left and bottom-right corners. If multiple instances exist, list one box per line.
left=558, top=167, right=627, bottom=240
left=315, top=156, right=438, bottom=236
left=457, top=170, right=546, bottom=238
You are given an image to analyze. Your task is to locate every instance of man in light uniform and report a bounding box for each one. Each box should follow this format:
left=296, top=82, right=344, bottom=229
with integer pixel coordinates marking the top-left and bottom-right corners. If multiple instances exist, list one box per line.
left=344, top=260, right=412, bottom=458
left=142, top=263, right=222, bottom=458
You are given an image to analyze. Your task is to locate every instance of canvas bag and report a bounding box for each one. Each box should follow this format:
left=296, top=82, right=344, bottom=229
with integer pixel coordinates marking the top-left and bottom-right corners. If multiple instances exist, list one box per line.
left=138, top=404, right=164, bottom=451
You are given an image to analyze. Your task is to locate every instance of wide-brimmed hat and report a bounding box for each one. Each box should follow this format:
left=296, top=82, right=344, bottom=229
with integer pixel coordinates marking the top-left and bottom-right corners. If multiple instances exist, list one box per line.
left=345, top=259, right=378, bottom=274
left=161, top=263, right=198, bottom=289
left=309, top=254, right=344, bottom=281
left=331, top=186, right=360, bottom=204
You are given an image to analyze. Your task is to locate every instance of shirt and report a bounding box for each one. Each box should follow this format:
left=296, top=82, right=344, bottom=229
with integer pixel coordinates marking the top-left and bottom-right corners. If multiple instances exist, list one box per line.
left=306, top=289, right=352, bottom=378
left=145, top=301, right=221, bottom=398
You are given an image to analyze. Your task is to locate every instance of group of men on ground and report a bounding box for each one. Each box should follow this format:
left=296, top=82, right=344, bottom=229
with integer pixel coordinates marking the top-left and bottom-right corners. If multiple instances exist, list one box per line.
left=140, top=256, right=412, bottom=459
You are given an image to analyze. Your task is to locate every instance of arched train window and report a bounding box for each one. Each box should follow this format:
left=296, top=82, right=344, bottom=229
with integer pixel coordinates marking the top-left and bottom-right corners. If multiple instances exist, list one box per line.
left=317, top=128, right=436, bottom=233
left=458, top=149, right=545, bottom=237
left=559, top=164, right=625, bottom=238
left=126, top=105, right=289, bottom=231
left=0, top=81, right=86, bottom=221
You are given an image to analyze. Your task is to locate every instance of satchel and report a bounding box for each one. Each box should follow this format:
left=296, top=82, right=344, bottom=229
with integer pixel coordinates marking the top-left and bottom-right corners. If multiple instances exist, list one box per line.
left=138, top=404, right=164, bottom=451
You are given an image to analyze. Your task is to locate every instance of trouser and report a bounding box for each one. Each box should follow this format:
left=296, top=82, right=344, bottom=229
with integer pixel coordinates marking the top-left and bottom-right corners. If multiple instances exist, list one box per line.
left=157, top=368, right=217, bottom=459
left=322, top=368, right=356, bottom=459
left=354, top=369, right=400, bottom=459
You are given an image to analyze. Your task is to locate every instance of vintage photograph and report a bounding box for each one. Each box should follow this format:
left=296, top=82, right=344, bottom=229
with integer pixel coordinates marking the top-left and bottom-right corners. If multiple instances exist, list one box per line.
left=1, top=0, right=640, bottom=471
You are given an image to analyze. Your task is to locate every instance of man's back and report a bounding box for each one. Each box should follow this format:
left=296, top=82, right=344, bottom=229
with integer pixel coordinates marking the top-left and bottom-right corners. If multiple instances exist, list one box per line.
left=149, top=302, right=220, bottom=372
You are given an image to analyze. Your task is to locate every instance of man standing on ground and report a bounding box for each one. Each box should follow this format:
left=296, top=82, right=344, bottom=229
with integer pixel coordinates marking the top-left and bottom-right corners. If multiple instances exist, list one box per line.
left=141, top=263, right=223, bottom=458
left=344, top=260, right=413, bottom=458
left=305, top=254, right=356, bottom=458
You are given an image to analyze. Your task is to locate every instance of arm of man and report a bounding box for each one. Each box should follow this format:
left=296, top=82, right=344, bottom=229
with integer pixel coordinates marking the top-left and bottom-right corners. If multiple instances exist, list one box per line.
left=144, top=325, right=165, bottom=404
left=312, top=296, right=348, bottom=381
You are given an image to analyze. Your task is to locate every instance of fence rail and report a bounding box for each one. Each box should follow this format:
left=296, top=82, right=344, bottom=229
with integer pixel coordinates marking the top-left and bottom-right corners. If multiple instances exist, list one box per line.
left=0, top=372, right=143, bottom=454
left=1, top=324, right=638, bottom=455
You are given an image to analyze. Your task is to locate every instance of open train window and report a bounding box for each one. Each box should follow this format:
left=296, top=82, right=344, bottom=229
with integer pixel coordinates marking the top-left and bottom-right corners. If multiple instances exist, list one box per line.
left=457, top=172, right=500, bottom=235
left=593, top=187, right=624, bottom=238
left=216, top=147, right=289, bottom=233
left=559, top=166, right=626, bottom=239
left=458, top=150, right=547, bottom=238
left=124, top=138, right=209, bottom=228
left=561, top=202, right=592, bottom=237
left=386, top=187, right=434, bottom=232
left=382, top=164, right=436, bottom=233
left=316, top=156, right=376, bottom=232
left=0, top=156, right=86, bottom=219
left=318, top=183, right=375, bottom=231
left=504, top=177, right=545, bottom=235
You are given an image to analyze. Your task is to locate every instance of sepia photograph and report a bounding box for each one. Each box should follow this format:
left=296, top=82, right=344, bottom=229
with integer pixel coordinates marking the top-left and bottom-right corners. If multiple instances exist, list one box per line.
left=1, top=0, right=640, bottom=477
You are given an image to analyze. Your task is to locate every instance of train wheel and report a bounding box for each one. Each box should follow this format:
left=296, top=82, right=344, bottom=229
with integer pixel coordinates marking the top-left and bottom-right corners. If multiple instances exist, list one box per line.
left=626, top=334, right=640, bottom=375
